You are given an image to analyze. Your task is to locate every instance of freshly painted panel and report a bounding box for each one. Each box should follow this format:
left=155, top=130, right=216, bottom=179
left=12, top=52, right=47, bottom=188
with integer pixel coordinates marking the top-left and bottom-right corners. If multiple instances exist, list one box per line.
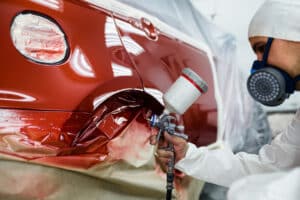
left=0, top=0, right=142, bottom=112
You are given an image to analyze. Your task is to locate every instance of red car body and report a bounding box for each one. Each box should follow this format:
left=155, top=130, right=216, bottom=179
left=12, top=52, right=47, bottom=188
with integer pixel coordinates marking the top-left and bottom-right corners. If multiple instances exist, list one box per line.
left=0, top=0, right=218, bottom=198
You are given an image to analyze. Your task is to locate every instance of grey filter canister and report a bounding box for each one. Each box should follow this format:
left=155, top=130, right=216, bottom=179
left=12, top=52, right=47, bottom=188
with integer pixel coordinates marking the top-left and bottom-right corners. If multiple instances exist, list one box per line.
left=247, top=68, right=287, bottom=106
left=163, top=68, right=208, bottom=115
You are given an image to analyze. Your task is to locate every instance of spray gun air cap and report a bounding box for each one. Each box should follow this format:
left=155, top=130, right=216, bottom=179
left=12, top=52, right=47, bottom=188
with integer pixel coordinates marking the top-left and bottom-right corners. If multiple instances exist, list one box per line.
left=163, top=68, right=208, bottom=115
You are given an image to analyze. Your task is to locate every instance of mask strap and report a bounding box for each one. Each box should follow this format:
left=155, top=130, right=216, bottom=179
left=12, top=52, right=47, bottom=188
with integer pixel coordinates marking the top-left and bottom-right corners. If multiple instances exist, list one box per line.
left=262, top=37, right=274, bottom=65
left=287, top=75, right=300, bottom=93
left=294, top=75, right=300, bottom=82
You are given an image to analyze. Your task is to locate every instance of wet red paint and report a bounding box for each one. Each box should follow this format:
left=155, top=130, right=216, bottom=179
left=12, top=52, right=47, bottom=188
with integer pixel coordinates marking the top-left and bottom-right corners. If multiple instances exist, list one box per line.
left=0, top=0, right=217, bottom=148
left=0, top=91, right=161, bottom=169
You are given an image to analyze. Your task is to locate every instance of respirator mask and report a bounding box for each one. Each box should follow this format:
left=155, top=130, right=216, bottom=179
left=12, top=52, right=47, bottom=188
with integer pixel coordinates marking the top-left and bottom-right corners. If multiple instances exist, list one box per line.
left=247, top=37, right=300, bottom=106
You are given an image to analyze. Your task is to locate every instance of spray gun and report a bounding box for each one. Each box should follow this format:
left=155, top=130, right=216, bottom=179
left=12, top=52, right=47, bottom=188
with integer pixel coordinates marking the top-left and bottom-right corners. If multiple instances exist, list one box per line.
left=148, top=68, right=208, bottom=200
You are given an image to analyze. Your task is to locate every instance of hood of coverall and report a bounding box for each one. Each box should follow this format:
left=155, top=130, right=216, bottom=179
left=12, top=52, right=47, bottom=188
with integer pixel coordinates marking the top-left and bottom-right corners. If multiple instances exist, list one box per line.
left=248, top=0, right=300, bottom=42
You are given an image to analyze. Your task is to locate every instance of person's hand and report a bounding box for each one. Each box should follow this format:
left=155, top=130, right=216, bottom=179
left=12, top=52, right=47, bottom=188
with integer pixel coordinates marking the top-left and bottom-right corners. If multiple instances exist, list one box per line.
left=150, top=131, right=188, bottom=170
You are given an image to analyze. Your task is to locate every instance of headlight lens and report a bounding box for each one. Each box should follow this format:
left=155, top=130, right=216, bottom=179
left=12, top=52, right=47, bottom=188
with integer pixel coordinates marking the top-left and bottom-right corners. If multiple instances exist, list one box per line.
left=10, top=12, right=69, bottom=64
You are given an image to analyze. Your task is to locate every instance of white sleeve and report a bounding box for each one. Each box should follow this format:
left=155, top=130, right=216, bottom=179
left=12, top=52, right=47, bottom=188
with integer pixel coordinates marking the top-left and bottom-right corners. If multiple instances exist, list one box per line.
left=175, top=109, right=300, bottom=187
left=227, top=168, right=300, bottom=200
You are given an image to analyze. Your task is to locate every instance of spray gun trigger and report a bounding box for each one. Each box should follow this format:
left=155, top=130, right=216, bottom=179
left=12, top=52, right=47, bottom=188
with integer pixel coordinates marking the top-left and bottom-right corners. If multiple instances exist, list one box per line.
left=172, top=132, right=189, bottom=140
left=176, top=125, right=185, bottom=132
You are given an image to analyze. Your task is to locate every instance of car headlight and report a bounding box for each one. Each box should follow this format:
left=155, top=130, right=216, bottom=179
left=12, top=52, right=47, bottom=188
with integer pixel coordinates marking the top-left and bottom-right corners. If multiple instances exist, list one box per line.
left=10, top=11, right=69, bottom=64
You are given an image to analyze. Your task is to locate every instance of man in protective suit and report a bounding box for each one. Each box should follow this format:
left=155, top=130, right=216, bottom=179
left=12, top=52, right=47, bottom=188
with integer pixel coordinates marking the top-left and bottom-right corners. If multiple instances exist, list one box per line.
left=151, top=0, right=300, bottom=199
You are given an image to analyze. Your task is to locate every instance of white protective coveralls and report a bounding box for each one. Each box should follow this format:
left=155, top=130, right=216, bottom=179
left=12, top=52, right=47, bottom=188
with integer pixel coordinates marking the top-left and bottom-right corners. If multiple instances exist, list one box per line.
left=176, top=109, right=300, bottom=186
left=175, top=0, right=300, bottom=199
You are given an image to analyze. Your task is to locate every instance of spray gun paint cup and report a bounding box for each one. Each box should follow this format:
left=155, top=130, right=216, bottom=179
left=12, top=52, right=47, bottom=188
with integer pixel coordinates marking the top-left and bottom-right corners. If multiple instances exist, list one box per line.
left=163, top=68, right=208, bottom=115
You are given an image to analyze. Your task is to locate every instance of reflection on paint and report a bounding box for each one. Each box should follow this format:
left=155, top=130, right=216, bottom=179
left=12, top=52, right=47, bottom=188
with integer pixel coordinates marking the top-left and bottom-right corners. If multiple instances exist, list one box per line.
left=70, top=47, right=96, bottom=78
left=121, top=36, right=144, bottom=56
left=105, top=17, right=122, bottom=48
left=29, top=0, right=64, bottom=11
left=105, top=17, right=145, bottom=56
left=93, top=91, right=118, bottom=109
left=144, top=88, right=163, bottom=105
left=0, top=109, right=25, bottom=134
left=115, top=18, right=145, bottom=37
left=112, top=62, right=133, bottom=77
left=0, top=90, right=36, bottom=102
left=92, top=89, right=143, bottom=109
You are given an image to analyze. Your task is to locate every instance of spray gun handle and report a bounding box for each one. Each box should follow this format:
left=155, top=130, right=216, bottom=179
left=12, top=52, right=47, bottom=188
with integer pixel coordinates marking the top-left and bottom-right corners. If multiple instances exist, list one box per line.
left=166, top=142, right=175, bottom=191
